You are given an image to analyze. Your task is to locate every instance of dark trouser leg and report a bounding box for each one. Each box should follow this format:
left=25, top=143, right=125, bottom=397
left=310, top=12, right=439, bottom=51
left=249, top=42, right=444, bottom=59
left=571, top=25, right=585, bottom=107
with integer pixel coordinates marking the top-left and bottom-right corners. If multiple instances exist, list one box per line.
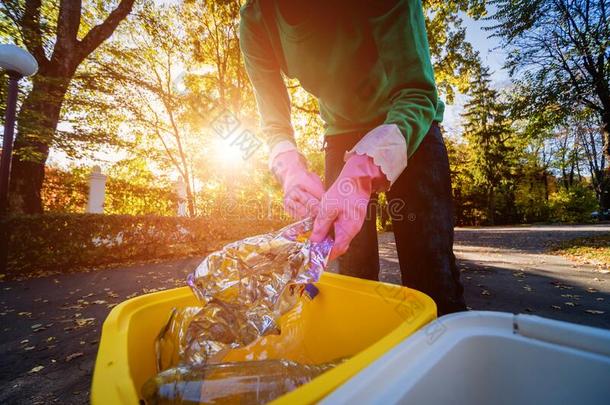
left=388, top=124, right=466, bottom=315
left=324, top=134, right=380, bottom=281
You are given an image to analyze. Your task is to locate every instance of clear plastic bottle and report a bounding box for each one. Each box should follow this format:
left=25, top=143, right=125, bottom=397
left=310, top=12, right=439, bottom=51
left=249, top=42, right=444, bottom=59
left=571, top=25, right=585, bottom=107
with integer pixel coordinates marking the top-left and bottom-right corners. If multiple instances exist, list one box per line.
left=142, top=359, right=342, bottom=405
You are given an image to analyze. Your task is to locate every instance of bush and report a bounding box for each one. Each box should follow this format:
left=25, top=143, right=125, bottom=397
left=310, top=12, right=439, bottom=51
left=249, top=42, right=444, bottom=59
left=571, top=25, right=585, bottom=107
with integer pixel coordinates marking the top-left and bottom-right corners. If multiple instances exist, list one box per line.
left=2, top=213, right=287, bottom=278
left=42, top=166, right=178, bottom=215
left=548, top=184, right=598, bottom=223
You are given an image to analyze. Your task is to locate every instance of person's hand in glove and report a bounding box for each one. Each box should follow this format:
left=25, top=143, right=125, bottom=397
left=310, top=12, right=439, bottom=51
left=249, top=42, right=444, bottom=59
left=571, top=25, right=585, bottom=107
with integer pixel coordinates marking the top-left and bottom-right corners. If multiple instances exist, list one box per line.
left=271, top=149, right=325, bottom=219
left=310, top=124, right=407, bottom=260
left=310, top=154, right=388, bottom=259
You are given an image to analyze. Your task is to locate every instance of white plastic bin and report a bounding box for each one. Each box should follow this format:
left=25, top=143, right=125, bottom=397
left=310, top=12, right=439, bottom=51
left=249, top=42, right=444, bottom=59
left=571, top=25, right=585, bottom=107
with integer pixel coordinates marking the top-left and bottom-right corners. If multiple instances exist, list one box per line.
left=323, top=311, right=610, bottom=405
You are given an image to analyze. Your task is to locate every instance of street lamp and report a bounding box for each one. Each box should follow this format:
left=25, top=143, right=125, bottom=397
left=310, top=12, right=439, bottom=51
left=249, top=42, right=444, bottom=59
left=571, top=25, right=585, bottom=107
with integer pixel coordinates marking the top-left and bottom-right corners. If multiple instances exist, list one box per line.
left=0, top=44, right=37, bottom=274
left=0, top=44, right=38, bottom=215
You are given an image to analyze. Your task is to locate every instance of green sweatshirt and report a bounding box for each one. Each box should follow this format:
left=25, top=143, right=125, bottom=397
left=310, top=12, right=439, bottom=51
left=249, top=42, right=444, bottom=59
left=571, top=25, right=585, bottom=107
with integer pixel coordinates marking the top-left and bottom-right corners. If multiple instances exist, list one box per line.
left=239, top=0, right=443, bottom=159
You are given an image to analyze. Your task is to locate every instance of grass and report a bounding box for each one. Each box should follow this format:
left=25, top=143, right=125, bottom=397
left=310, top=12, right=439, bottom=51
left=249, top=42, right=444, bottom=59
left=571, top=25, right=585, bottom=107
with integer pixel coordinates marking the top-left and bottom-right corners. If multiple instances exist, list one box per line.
left=551, top=234, right=610, bottom=269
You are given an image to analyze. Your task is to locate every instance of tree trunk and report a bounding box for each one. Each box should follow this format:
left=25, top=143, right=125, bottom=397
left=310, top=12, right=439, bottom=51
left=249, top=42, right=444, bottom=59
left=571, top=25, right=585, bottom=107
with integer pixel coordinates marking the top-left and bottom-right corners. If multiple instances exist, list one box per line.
left=487, top=186, right=495, bottom=226
left=9, top=73, right=71, bottom=214
left=601, top=109, right=610, bottom=210
left=542, top=170, right=549, bottom=201
left=184, top=175, right=196, bottom=217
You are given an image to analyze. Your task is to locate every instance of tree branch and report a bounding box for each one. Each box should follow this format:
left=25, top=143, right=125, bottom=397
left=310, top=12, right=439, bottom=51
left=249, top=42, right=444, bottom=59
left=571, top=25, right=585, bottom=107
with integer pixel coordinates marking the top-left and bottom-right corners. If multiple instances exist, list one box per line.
left=77, top=0, right=136, bottom=59
left=54, top=0, right=82, bottom=59
left=20, top=0, right=48, bottom=67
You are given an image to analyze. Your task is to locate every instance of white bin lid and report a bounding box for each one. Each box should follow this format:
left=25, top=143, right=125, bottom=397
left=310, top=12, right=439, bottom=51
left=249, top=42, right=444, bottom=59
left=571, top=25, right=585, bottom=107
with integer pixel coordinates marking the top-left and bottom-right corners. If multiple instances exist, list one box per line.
left=323, top=311, right=610, bottom=405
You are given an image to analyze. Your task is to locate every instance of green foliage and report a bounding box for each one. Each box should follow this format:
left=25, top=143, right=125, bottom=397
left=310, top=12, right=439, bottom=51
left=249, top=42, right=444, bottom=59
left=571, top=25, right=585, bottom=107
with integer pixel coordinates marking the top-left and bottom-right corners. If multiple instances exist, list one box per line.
left=2, top=213, right=287, bottom=277
left=548, top=183, right=598, bottom=223
left=461, top=65, right=520, bottom=224
left=513, top=172, right=551, bottom=224
left=423, top=0, right=487, bottom=102
left=489, top=0, right=610, bottom=165
left=42, top=166, right=89, bottom=213
left=41, top=162, right=179, bottom=216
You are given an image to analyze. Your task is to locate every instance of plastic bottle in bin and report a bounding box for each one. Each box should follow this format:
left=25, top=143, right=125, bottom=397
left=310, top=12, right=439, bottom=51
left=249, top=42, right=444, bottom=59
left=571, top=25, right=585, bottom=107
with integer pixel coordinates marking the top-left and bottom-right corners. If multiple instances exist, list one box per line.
left=142, top=358, right=342, bottom=404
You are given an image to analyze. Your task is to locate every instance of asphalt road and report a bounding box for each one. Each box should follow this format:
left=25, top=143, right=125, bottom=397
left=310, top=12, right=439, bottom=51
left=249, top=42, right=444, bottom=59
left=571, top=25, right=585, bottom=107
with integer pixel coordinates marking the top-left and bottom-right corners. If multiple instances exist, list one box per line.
left=1, top=224, right=609, bottom=404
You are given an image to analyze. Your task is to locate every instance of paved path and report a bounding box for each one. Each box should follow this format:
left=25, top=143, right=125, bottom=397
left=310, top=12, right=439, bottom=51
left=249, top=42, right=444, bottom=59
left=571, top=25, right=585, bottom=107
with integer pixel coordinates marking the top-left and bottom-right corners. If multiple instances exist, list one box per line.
left=380, top=224, right=610, bottom=330
left=1, top=224, right=609, bottom=404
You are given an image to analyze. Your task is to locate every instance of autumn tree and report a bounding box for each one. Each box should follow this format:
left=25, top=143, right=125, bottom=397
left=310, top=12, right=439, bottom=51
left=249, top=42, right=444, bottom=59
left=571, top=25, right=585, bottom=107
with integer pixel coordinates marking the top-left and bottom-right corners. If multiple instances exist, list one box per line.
left=462, top=66, right=517, bottom=224
left=95, top=2, right=204, bottom=216
left=424, top=0, right=487, bottom=102
left=0, top=0, right=136, bottom=214
left=489, top=0, right=610, bottom=206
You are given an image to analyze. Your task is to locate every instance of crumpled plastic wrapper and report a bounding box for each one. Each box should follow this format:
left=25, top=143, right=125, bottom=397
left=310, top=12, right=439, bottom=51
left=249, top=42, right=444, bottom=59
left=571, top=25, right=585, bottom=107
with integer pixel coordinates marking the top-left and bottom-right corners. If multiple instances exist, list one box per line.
left=156, top=218, right=333, bottom=371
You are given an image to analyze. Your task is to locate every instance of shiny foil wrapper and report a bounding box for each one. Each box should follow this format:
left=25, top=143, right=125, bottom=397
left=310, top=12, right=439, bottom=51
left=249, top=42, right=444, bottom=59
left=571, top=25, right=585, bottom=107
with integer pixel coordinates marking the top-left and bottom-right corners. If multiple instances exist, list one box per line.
left=156, top=218, right=333, bottom=371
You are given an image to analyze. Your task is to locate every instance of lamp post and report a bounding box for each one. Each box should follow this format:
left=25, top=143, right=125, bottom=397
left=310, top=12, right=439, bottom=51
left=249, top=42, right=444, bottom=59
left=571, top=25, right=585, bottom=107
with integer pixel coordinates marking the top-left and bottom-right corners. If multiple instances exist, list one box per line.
left=0, top=44, right=38, bottom=273
left=0, top=44, right=38, bottom=215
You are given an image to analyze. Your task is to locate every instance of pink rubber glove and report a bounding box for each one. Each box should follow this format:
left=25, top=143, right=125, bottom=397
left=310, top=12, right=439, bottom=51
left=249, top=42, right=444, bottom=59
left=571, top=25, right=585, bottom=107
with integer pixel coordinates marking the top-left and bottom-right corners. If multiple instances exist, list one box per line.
left=272, top=150, right=325, bottom=219
left=310, top=154, right=389, bottom=260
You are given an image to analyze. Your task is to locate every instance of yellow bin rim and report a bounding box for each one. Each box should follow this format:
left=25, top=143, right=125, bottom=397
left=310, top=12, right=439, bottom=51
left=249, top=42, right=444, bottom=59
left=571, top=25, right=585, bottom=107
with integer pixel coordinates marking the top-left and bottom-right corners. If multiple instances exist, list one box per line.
left=91, top=273, right=436, bottom=404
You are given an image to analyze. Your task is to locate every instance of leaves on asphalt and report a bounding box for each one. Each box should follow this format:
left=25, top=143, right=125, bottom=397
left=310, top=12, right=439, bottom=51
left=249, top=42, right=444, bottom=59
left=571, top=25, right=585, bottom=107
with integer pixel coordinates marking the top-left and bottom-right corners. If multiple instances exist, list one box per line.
left=66, top=352, right=84, bottom=362
left=584, top=309, right=605, bottom=315
left=74, top=317, right=95, bottom=328
left=28, top=365, right=44, bottom=373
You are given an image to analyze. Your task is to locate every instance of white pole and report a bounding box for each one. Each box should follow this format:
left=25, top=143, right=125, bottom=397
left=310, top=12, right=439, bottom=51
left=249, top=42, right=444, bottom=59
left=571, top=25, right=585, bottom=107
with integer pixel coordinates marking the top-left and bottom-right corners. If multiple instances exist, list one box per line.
left=88, top=165, right=106, bottom=214
left=175, top=176, right=187, bottom=217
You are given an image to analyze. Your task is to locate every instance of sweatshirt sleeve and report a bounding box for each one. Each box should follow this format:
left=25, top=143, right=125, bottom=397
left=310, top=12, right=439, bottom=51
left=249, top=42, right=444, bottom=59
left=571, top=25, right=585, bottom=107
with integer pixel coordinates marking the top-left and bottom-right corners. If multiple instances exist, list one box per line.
left=373, top=0, right=438, bottom=159
left=239, top=2, right=295, bottom=150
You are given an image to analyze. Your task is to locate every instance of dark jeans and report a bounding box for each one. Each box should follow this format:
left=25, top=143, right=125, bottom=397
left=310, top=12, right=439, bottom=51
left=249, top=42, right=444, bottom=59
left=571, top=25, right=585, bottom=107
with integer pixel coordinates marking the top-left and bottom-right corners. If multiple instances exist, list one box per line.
left=324, top=124, right=466, bottom=315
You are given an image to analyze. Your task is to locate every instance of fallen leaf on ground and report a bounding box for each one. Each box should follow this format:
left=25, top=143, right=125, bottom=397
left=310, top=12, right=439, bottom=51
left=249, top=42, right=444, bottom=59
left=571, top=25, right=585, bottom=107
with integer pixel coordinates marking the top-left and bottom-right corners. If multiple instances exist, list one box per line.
left=564, top=302, right=575, bottom=307
left=584, top=309, right=605, bottom=315
left=74, top=318, right=95, bottom=327
left=31, top=324, right=43, bottom=329
left=66, top=352, right=84, bottom=362
left=551, top=305, right=562, bottom=310
left=481, top=290, right=491, bottom=296
left=24, top=346, right=35, bottom=351
left=93, top=300, right=107, bottom=305
left=29, top=365, right=44, bottom=373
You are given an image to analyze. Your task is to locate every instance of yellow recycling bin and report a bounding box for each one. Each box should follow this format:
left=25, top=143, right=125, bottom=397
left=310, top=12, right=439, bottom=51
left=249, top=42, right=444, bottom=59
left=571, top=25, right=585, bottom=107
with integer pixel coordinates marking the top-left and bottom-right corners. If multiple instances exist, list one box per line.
left=91, top=272, right=436, bottom=404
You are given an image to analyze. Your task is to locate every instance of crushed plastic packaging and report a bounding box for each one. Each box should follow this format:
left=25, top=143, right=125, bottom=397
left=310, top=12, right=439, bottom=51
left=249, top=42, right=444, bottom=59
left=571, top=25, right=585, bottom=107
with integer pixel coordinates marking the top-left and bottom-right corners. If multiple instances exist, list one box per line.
left=142, top=359, right=343, bottom=405
left=156, top=218, right=333, bottom=371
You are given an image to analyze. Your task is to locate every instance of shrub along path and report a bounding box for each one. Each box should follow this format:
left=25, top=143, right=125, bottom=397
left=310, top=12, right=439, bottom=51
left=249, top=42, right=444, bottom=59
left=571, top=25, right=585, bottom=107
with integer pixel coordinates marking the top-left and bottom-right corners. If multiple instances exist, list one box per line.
left=1, top=224, right=609, bottom=404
